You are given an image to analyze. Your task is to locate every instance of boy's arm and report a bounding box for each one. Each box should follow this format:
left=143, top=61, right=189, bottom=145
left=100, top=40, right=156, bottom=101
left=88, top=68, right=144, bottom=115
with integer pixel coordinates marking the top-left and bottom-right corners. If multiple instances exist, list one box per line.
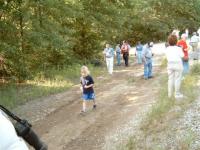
left=84, top=84, right=94, bottom=88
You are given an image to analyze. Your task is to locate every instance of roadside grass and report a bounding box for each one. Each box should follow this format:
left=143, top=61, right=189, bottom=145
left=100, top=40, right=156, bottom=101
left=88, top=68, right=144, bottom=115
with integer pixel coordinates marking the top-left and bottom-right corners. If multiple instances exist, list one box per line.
left=177, top=129, right=196, bottom=150
left=160, top=58, right=167, bottom=69
left=0, top=64, right=104, bottom=108
left=124, top=62, right=200, bottom=150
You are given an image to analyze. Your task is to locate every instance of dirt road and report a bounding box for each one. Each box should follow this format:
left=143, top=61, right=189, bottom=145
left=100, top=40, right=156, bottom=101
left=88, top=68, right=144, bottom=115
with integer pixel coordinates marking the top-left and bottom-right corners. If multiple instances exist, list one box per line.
left=16, top=44, right=166, bottom=150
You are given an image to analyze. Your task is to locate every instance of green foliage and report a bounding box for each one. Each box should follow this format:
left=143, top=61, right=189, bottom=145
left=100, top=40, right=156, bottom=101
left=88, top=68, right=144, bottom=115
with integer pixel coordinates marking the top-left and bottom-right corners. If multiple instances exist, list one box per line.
left=1, top=0, right=200, bottom=80
left=191, top=63, right=200, bottom=75
left=0, top=64, right=104, bottom=108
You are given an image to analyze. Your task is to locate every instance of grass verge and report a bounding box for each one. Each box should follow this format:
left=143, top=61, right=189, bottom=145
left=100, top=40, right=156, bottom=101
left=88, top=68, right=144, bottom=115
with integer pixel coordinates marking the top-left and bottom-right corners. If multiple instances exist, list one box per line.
left=124, top=63, right=200, bottom=150
left=0, top=64, right=105, bottom=108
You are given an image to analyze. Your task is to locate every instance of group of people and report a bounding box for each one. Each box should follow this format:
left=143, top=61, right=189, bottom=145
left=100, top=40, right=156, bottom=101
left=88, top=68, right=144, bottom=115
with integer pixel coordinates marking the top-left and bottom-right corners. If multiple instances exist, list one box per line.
left=80, top=41, right=156, bottom=113
left=102, top=41, right=131, bottom=75
left=165, top=29, right=200, bottom=99
left=80, top=29, right=200, bottom=112
left=103, top=41, right=154, bottom=79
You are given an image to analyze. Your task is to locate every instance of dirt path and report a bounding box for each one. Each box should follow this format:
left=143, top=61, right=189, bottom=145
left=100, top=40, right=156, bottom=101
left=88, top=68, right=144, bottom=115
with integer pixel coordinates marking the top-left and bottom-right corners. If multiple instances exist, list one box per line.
left=15, top=46, right=166, bottom=150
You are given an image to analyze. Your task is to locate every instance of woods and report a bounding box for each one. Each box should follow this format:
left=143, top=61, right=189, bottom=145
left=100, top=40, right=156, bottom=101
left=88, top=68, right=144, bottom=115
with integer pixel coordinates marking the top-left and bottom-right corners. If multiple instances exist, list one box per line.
left=1, top=0, right=200, bottom=81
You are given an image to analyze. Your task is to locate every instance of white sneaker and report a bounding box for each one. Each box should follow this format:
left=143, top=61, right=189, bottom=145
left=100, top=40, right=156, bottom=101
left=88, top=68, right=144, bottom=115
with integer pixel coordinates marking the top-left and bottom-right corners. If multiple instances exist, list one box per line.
left=175, top=93, right=184, bottom=99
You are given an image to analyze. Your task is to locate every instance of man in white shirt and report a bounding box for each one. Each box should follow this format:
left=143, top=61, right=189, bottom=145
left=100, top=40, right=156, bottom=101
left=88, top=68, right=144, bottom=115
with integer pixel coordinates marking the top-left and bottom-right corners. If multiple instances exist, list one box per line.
left=0, top=110, right=29, bottom=150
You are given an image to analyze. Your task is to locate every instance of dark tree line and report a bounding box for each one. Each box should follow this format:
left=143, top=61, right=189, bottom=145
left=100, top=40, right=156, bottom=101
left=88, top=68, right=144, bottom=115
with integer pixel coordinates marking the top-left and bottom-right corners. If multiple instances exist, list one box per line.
left=1, top=0, right=200, bottom=81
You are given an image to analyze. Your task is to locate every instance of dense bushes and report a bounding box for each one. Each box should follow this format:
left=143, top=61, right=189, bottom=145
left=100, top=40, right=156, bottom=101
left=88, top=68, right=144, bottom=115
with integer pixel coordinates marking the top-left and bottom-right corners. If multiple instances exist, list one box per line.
left=1, top=0, right=200, bottom=81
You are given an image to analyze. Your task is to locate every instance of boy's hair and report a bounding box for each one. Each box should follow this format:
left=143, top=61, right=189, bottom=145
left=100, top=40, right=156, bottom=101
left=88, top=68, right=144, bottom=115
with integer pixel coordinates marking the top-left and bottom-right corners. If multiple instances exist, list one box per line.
left=81, top=66, right=90, bottom=77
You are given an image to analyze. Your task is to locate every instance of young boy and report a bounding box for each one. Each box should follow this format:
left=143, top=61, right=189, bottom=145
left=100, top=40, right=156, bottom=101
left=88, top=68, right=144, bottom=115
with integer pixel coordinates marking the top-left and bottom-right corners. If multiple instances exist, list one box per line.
left=80, top=66, right=96, bottom=113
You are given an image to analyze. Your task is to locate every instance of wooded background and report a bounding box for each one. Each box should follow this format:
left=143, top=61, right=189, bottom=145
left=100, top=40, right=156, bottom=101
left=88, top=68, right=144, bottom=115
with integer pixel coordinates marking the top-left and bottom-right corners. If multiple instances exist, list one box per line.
left=1, top=0, right=200, bottom=81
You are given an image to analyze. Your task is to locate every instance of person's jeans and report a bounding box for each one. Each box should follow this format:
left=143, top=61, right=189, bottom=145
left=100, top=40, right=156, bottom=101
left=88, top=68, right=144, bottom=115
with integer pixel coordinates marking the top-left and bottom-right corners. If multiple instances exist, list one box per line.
left=182, top=60, right=189, bottom=75
left=123, top=52, right=129, bottom=66
left=136, top=51, right=142, bottom=64
left=116, top=53, right=121, bottom=65
left=168, top=68, right=183, bottom=97
left=144, top=59, right=152, bottom=79
left=106, top=57, right=114, bottom=74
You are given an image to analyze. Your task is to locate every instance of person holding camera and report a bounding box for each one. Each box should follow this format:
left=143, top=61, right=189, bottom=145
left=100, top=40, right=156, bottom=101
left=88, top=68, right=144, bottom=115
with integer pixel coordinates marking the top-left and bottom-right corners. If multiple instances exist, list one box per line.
left=0, top=110, right=29, bottom=150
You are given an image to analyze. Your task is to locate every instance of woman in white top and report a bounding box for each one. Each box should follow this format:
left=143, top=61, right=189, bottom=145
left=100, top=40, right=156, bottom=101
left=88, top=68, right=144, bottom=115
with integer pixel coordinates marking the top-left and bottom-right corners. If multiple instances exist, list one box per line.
left=0, top=110, right=29, bottom=150
left=165, top=34, right=184, bottom=99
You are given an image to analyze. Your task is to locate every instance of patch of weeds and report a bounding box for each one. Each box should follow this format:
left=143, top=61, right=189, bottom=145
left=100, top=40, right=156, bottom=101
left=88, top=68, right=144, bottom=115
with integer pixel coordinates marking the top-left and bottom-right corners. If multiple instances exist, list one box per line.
left=127, top=78, right=135, bottom=83
left=0, top=64, right=105, bottom=108
left=191, top=63, right=200, bottom=75
left=125, top=138, right=137, bottom=150
left=177, top=130, right=196, bottom=150
left=124, top=65, right=200, bottom=149
left=160, top=58, right=167, bottom=69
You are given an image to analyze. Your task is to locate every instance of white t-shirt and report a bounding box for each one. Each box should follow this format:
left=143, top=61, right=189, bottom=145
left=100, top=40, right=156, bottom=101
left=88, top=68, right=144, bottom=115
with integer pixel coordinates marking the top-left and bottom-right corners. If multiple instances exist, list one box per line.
left=165, top=46, right=184, bottom=70
left=0, top=111, right=29, bottom=150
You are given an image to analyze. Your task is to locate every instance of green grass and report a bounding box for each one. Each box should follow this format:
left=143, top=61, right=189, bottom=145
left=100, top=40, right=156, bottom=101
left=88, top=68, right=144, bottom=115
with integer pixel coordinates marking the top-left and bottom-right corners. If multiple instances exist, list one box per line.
left=124, top=63, right=200, bottom=150
left=0, top=64, right=104, bottom=108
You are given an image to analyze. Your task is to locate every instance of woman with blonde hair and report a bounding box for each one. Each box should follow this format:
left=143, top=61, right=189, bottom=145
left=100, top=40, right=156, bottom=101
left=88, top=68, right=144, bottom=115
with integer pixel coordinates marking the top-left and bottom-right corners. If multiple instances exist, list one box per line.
left=80, top=66, right=96, bottom=113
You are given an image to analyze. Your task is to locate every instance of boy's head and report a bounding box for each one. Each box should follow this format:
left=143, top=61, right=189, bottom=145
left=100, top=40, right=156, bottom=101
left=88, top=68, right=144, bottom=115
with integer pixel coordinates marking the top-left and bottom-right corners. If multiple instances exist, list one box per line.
left=81, top=66, right=90, bottom=77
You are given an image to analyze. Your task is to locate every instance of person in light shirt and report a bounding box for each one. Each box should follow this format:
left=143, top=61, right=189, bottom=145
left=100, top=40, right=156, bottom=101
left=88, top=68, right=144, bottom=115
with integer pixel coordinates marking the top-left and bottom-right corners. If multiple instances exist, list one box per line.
left=0, top=110, right=29, bottom=150
left=190, top=32, right=199, bottom=60
left=165, top=34, right=184, bottom=99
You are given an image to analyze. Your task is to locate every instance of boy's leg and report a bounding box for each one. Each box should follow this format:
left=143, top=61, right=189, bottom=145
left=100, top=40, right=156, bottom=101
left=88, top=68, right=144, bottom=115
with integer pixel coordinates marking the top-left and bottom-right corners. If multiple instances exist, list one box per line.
left=93, top=99, right=96, bottom=109
left=82, top=100, right=86, bottom=112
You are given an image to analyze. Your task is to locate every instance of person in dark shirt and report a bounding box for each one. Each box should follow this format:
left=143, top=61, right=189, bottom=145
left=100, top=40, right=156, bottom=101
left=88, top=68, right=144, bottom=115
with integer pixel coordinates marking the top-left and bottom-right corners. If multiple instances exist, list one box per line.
left=80, top=66, right=96, bottom=113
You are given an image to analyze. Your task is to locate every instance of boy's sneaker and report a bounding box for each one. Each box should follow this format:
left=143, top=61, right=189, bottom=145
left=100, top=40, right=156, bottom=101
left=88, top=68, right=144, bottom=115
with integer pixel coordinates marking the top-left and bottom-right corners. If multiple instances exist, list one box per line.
left=93, top=105, right=97, bottom=109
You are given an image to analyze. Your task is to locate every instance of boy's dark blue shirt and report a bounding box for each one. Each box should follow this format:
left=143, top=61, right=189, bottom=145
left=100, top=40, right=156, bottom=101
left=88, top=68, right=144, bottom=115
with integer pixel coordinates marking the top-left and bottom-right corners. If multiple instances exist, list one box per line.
left=80, top=75, right=94, bottom=94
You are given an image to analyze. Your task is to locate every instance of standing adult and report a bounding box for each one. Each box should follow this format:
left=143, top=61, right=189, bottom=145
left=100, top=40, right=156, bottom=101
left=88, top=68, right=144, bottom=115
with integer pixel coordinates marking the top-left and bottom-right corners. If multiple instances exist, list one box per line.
left=177, top=34, right=189, bottom=75
left=165, top=34, right=184, bottom=99
left=103, top=44, right=114, bottom=75
left=190, top=32, right=199, bottom=60
left=197, top=28, right=200, bottom=37
left=136, top=41, right=143, bottom=64
left=172, top=29, right=180, bottom=40
left=185, top=28, right=189, bottom=39
left=121, top=41, right=130, bottom=67
left=115, top=44, right=121, bottom=66
left=142, top=42, right=154, bottom=79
